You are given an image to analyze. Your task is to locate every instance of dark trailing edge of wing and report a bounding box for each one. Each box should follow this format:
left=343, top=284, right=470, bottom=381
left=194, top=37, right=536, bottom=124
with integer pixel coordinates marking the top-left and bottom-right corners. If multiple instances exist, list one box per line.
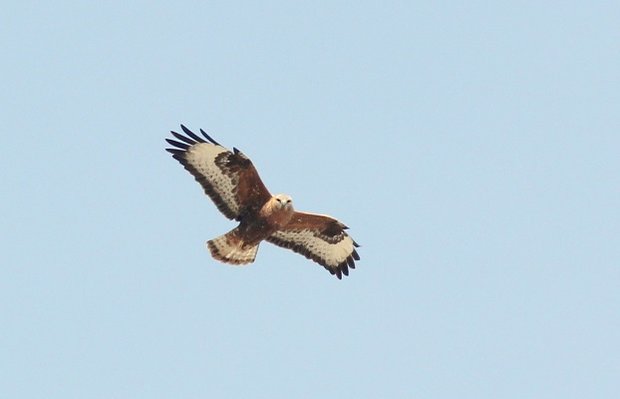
left=266, top=235, right=360, bottom=280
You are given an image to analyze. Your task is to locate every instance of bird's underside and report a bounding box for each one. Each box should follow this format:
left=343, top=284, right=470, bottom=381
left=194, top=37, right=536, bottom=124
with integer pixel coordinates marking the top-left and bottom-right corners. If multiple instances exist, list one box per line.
left=165, top=125, right=360, bottom=279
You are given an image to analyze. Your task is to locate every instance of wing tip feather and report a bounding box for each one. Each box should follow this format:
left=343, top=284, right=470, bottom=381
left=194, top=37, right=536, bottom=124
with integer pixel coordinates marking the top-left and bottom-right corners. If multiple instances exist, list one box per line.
left=200, top=128, right=221, bottom=146
left=171, top=131, right=197, bottom=145
left=334, top=268, right=342, bottom=279
left=166, top=148, right=185, bottom=156
left=165, top=138, right=189, bottom=149
left=180, top=124, right=207, bottom=143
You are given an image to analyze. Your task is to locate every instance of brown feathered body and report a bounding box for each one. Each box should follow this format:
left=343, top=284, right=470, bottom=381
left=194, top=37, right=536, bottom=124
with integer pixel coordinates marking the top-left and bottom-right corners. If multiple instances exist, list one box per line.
left=207, top=196, right=295, bottom=265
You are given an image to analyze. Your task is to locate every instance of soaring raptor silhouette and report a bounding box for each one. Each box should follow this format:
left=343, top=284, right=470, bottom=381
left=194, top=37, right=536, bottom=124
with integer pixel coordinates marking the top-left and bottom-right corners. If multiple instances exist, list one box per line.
left=165, top=125, right=360, bottom=279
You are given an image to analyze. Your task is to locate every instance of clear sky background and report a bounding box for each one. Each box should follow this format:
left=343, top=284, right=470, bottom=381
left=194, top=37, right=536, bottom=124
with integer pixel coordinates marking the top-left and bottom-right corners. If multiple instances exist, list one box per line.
left=2, top=1, right=619, bottom=398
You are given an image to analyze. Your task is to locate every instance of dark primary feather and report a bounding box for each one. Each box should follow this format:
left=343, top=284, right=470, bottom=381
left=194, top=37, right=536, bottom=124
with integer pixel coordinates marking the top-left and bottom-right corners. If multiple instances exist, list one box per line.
left=200, top=129, right=220, bottom=145
left=180, top=124, right=206, bottom=143
left=165, top=139, right=189, bottom=150
left=171, top=131, right=196, bottom=145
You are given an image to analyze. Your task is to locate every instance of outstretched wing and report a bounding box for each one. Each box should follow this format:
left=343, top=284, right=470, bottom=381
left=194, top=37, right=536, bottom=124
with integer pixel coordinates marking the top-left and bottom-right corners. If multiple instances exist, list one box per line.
left=165, top=125, right=271, bottom=221
left=266, top=211, right=360, bottom=279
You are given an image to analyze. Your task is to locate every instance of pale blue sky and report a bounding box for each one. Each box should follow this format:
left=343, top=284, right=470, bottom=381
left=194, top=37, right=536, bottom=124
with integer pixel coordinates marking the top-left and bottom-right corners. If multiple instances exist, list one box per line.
left=2, top=1, right=619, bottom=398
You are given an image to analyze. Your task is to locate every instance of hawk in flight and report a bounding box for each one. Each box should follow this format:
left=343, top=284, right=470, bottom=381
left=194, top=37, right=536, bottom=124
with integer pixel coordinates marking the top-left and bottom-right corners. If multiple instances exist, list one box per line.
left=165, top=125, right=360, bottom=279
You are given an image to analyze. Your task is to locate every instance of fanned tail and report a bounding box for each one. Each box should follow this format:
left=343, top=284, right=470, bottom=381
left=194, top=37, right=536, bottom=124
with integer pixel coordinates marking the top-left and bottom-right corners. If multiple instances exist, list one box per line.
left=207, top=228, right=258, bottom=265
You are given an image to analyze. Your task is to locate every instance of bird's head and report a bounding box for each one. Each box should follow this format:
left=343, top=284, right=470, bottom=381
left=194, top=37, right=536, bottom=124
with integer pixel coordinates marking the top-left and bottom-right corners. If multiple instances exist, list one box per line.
left=274, top=194, right=293, bottom=211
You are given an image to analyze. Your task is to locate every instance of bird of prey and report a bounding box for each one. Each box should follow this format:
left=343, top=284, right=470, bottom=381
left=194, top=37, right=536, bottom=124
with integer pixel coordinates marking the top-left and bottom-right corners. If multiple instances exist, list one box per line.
left=165, top=125, right=360, bottom=279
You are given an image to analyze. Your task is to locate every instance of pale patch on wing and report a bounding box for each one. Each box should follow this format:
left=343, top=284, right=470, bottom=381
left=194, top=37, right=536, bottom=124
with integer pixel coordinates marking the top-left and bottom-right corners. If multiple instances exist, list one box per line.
left=267, top=227, right=360, bottom=279
left=184, top=143, right=241, bottom=217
